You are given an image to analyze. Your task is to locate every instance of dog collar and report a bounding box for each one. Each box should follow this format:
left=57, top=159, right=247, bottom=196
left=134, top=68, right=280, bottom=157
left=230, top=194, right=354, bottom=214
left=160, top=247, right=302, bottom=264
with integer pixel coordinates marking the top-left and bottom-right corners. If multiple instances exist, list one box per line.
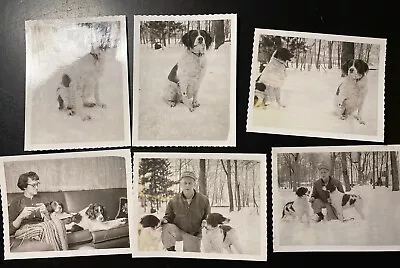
left=192, top=51, right=204, bottom=57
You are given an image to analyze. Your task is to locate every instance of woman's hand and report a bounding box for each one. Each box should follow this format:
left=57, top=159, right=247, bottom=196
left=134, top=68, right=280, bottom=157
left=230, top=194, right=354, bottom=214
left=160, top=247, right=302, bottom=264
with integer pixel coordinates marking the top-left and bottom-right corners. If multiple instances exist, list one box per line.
left=17, top=206, right=35, bottom=220
left=36, top=203, right=47, bottom=214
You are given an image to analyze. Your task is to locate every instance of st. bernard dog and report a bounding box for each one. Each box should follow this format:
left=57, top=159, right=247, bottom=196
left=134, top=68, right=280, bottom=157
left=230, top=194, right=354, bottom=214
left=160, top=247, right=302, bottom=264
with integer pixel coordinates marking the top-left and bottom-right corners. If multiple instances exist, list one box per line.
left=281, top=187, right=311, bottom=225
left=162, top=29, right=213, bottom=112
left=334, top=59, right=369, bottom=125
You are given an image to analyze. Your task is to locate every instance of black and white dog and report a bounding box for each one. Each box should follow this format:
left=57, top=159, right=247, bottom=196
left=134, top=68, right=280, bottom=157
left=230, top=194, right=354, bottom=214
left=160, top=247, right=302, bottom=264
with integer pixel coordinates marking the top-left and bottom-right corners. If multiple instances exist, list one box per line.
left=325, top=184, right=365, bottom=222
left=163, top=29, right=213, bottom=112
left=254, top=47, right=294, bottom=108
left=138, top=214, right=163, bottom=251
left=281, top=187, right=311, bottom=225
left=201, top=213, right=243, bottom=254
left=334, top=59, right=369, bottom=125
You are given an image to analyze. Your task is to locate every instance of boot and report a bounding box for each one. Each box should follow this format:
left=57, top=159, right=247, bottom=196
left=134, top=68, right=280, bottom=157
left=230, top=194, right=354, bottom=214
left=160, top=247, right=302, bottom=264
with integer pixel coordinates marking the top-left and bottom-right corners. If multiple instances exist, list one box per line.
left=316, top=212, right=324, bottom=222
left=166, top=246, right=176, bottom=251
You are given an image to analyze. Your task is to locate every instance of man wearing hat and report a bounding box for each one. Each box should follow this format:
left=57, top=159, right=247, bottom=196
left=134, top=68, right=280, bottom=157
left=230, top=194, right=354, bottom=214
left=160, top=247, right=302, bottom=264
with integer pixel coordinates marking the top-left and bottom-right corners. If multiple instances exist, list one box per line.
left=309, top=161, right=345, bottom=222
left=160, top=170, right=211, bottom=252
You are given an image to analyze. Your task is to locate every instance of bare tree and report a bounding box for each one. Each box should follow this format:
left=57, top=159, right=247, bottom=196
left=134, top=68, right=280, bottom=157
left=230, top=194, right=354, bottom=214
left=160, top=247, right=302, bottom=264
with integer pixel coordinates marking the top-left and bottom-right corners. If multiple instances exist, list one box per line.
left=234, top=160, right=241, bottom=211
left=340, top=152, right=351, bottom=191
left=327, top=41, right=334, bottom=69
left=316, top=39, right=322, bottom=70
left=341, top=42, right=355, bottom=76
left=390, top=151, right=399, bottom=191
left=199, top=159, right=207, bottom=196
left=213, top=20, right=225, bottom=49
left=221, top=160, right=234, bottom=212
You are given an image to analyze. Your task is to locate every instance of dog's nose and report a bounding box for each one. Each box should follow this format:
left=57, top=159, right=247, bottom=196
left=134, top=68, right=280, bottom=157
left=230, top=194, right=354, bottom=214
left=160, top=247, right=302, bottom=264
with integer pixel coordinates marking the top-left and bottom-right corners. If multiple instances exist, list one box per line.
left=198, top=36, right=203, bottom=43
left=349, top=67, right=354, bottom=73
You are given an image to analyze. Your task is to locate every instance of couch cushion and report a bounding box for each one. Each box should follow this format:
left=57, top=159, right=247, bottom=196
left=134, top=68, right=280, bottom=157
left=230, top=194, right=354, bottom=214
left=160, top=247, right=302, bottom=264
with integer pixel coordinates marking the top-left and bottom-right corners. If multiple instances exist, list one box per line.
left=67, top=230, right=93, bottom=247
left=91, top=223, right=129, bottom=244
left=63, top=188, right=127, bottom=219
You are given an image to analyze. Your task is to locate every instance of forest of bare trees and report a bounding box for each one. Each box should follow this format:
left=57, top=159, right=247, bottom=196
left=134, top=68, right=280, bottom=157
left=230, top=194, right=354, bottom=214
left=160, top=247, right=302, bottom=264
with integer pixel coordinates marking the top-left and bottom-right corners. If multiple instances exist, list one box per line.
left=139, top=20, right=232, bottom=49
left=138, top=158, right=261, bottom=214
left=258, top=35, right=378, bottom=73
left=277, top=151, right=400, bottom=192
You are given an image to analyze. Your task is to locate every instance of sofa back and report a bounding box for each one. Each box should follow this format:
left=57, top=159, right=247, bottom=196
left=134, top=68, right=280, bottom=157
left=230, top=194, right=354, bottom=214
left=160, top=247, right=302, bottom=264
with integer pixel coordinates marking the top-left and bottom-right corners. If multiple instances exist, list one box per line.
left=7, top=188, right=127, bottom=220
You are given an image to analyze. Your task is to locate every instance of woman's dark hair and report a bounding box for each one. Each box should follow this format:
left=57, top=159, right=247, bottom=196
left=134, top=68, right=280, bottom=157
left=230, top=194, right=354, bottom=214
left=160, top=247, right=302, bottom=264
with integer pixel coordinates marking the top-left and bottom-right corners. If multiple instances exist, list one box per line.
left=17, top=171, right=39, bottom=191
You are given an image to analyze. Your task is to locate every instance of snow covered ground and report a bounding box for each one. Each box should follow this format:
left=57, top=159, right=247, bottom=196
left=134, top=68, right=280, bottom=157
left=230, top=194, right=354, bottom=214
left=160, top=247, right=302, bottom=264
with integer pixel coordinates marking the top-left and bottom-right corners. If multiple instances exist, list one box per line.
left=137, top=43, right=232, bottom=141
left=137, top=203, right=263, bottom=255
left=251, top=66, right=381, bottom=137
left=274, top=185, right=400, bottom=248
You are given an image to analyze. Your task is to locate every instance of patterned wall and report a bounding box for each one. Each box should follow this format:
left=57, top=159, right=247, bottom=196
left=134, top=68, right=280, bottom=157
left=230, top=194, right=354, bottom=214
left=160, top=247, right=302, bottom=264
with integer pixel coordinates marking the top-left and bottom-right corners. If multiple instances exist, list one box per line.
left=4, top=156, right=127, bottom=193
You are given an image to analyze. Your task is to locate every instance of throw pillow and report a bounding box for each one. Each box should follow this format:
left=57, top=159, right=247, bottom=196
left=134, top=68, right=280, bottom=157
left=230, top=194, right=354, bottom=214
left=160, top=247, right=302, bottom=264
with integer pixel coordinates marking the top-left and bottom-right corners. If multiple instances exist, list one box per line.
left=115, top=197, right=128, bottom=219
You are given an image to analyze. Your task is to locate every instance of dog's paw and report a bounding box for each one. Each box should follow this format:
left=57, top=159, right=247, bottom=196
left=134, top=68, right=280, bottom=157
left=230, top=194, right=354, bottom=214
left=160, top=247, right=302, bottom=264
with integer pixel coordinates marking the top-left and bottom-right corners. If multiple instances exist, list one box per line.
left=169, top=102, right=177, bottom=108
left=97, top=102, right=107, bottom=109
left=83, top=102, right=96, bottom=108
left=68, top=110, right=76, bottom=116
left=192, top=101, right=200, bottom=108
left=189, top=107, right=195, bottom=112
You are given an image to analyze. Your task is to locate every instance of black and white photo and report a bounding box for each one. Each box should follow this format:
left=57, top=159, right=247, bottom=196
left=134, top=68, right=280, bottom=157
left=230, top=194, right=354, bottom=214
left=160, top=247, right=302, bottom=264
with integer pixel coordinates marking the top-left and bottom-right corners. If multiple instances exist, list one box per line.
left=247, top=29, right=386, bottom=142
left=24, top=16, right=130, bottom=151
left=272, top=145, right=400, bottom=252
left=130, top=153, right=267, bottom=261
left=0, top=149, right=133, bottom=260
left=132, top=14, right=237, bottom=147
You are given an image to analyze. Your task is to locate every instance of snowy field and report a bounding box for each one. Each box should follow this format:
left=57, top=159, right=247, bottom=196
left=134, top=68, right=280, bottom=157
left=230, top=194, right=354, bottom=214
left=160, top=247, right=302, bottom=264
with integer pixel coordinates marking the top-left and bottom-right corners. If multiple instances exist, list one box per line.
left=137, top=43, right=232, bottom=141
left=274, top=185, right=400, bottom=247
left=137, top=203, right=262, bottom=255
left=251, top=66, right=380, bottom=137
left=28, top=48, right=127, bottom=145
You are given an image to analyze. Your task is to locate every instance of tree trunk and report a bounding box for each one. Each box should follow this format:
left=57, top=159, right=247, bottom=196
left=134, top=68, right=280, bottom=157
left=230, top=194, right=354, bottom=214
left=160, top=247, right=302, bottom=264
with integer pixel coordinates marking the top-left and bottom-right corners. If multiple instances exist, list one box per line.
left=341, top=42, right=355, bottom=76
left=372, top=152, right=376, bottom=189
left=292, top=153, right=300, bottom=191
left=213, top=20, right=225, bottom=49
left=221, top=160, right=234, bottom=212
left=328, top=41, right=333, bottom=69
left=385, top=152, right=389, bottom=187
left=390, top=151, right=399, bottom=191
left=234, top=160, right=241, bottom=211
left=357, top=152, right=362, bottom=185
left=340, top=152, right=351, bottom=191
left=199, top=159, right=207, bottom=196
left=316, top=39, right=322, bottom=70
left=330, top=153, right=336, bottom=177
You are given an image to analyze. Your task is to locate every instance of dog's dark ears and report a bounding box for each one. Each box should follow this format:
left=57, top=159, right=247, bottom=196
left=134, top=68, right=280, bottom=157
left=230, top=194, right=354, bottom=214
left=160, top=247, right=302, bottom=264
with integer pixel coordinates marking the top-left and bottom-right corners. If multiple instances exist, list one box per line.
left=341, top=59, right=353, bottom=76
left=86, top=203, right=96, bottom=220
left=200, top=30, right=213, bottom=50
left=45, top=202, right=54, bottom=213
left=357, top=59, right=369, bottom=74
left=182, top=31, right=192, bottom=49
left=295, top=187, right=307, bottom=197
left=140, top=215, right=160, bottom=228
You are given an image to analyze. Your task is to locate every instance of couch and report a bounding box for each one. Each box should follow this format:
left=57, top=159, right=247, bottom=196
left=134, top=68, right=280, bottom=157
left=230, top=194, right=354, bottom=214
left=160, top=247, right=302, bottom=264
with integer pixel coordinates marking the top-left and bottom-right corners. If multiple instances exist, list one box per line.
left=7, top=188, right=129, bottom=250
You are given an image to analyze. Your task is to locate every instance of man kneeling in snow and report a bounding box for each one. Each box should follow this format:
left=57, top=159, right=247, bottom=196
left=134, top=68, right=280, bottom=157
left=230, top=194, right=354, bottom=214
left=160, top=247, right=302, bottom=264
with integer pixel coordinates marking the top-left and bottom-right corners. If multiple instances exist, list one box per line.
left=160, top=171, right=211, bottom=252
left=309, top=161, right=345, bottom=222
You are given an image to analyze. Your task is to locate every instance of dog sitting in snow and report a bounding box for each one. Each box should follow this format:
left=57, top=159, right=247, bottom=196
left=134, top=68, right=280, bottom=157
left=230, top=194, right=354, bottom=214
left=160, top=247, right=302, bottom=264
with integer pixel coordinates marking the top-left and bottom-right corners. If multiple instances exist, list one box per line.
left=334, top=59, right=369, bottom=125
left=201, top=212, right=243, bottom=254
left=281, top=187, right=312, bottom=225
left=162, top=29, right=213, bottom=112
left=138, top=214, right=163, bottom=251
left=254, top=47, right=294, bottom=108
left=325, top=184, right=365, bottom=222
left=56, top=46, right=107, bottom=121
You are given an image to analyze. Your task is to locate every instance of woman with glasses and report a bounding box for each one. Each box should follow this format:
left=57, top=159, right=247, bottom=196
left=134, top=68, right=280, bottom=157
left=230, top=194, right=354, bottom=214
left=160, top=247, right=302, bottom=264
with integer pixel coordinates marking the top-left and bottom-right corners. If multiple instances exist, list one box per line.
left=8, top=171, right=68, bottom=252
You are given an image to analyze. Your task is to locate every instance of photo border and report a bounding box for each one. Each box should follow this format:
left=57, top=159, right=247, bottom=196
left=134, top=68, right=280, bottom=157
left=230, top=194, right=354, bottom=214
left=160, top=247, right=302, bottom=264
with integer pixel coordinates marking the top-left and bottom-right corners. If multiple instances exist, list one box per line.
left=24, top=15, right=131, bottom=151
left=0, top=148, right=133, bottom=260
left=131, top=14, right=237, bottom=147
left=272, top=144, right=400, bottom=252
left=247, top=28, right=387, bottom=142
left=130, top=152, right=267, bottom=261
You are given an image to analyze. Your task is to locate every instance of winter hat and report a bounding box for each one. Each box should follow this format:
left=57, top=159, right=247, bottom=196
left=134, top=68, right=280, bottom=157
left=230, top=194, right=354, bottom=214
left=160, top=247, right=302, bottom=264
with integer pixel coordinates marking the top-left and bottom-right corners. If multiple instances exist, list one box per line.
left=180, top=171, right=197, bottom=181
left=318, top=161, right=330, bottom=171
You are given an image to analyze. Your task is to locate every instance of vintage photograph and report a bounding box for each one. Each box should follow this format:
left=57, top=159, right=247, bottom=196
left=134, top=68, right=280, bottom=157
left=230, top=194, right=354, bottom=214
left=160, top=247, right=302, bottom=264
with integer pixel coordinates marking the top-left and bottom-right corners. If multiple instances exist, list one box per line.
left=272, top=145, right=400, bottom=252
left=0, top=149, right=132, bottom=260
left=24, top=15, right=130, bottom=151
left=247, top=29, right=386, bottom=142
left=130, top=153, right=267, bottom=261
left=132, top=14, right=237, bottom=147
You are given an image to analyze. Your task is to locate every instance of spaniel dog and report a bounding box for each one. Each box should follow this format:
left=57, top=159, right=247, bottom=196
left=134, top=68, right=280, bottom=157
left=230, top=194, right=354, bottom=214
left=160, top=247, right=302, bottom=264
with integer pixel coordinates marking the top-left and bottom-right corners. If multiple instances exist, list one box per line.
left=325, top=184, right=365, bottom=222
left=45, top=200, right=83, bottom=232
left=72, top=203, right=127, bottom=232
left=56, top=46, right=107, bottom=121
left=163, top=29, right=213, bottom=112
left=201, top=212, right=243, bottom=254
left=138, top=214, right=163, bottom=251
left=254, top=47, right=294, bottom=108
left=281, top=187, right=312, bottom=225
left=334, top=59, right=369, bottom=125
